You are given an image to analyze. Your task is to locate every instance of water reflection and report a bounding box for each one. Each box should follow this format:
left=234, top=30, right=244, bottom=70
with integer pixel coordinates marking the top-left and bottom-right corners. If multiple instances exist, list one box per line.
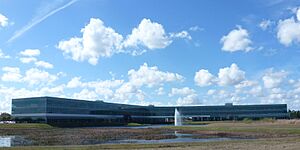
left=0, top=136, right=32, bottom=147
left=0, top=136, right=13, bottom=147
left=116, top=131, right=245, bottom=144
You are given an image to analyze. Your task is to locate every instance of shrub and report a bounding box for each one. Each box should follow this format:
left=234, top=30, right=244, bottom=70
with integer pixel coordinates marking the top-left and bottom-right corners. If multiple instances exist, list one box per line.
left=259, top=118, right=275, bottom=123
left=242, top=118, right=253, bottom=124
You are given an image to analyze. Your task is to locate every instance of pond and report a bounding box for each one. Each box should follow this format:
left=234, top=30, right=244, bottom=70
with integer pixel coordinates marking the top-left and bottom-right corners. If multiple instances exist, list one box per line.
left=107, top=131, right=247, bottom=144
left=0, top=131, right=249, bottom=147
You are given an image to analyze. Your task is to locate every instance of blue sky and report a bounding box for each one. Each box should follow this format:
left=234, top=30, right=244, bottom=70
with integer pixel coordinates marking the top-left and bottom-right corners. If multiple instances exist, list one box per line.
left=1, top=0, right=300, bottom=113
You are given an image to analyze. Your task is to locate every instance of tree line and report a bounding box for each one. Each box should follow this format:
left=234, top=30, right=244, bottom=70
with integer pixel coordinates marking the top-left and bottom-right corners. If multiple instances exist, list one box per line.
left=288, top=110, right=300, bottom=119
left=0, top=112, right=13, bottom=121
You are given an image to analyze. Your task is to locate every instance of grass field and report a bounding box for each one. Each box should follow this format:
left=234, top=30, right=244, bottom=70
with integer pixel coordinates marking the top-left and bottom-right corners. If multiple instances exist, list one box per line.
left=2, top=137, right=300, bottom=150
left=0, top=123, right=53, bottom=129
left=1, top=120, right=300, bottom=150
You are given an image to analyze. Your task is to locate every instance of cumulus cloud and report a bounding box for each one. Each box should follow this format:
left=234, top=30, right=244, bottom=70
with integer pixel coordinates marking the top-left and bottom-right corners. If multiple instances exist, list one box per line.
left=194, top=64, right=245, bottom=87
left=65, top=62, right=184, bottom=102
left=34, top=61, right=54, bottom=69
left=277, top=17, right=300, bottom=46
left=297, top=8, right=300, bottom=21
left=113, top=63, right=183, bottom=102
left=220, top=26, right=253, bottom=52
left=19, top=57, right=37, bottom=64
left=262, top=69, right=288, bottom=89
left=189, top=26, right=204, bottom=31
left=156, top=87, right=165, bottom=95
left=113, top=82, right=139, bottom=101
left=58, top=18, right=191, bottom=65
left=176, top=94, right=199, bottom=105
left=19, top=49, right=53, bottom=69
left=168, top=87, right=199, bottom=106
left=66, top=76, right=123, bottom=100
left=20, top=49, right=40, bottom=57
left=23, top=68, right=58, bottom=85
left=73, top=88, right=98, bottom=100
left=1, top=67, right=22, bottom=82
left=123, top=18, right=172, bottom=50
left=207, top=89, right=216, bottom=95
left=169, top=87, right=195, bottom=97
left=218, top=63, right=245, bottom=86
left=170, top=30, right=192, bottom=40
left=128, top=63, right=183, bottom=87
left=259, top=20, right=272, bottom=30
left=0, top=13, right=8, bottom=27
left=66, top=76, right=123, bottom=89
left=58, top=18, right=123, bottom=65
left=194, top=69, right=215, bottom=87
left=66, top=77, right=82, bottom=88
left=234, top=80, right=258, bottom=89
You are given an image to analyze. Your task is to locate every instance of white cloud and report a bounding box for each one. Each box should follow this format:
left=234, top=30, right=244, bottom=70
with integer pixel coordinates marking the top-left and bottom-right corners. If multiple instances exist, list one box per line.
left=235, top=80, right=258, bottom=89
left=262, top=69, right=288, bottom=89
left=128, top=63, right=183, bottom=87
left=66, top=76, right=123, bottom=100
left=19, top=57, right=37, bottom=63
left=0, top=49, right=10, bottom=59
left=23, top=68, right=58, bottom=85
left=169, top=87, right=195, bottom=97
left=66, top=77, right=82, bottom=88
left=194, top=69, right=215, bottom=87
left=0, top=13, right=8, bottom=27
left=218, top=63, right=245, bottom=86
left=297, top=7, right=300, bottom=22
left=40, top=85, right=65, bottom=95
left=35, top=61, right=53, bottom=69
left=259, top=20, right=272, bottom=30
left=114, top=82, right=139, bottom=101
left=156, top=87, right=165, bottom=95
left=168, top=87, right=199, bottom=106
left=58, top=18, right=192, bottom=65
left=220, top=26, right=253, bottom=52
left=277, top=17, right=300, bottom=46
left=20, top=49, right=40, bottom=57
left=113, top=63, right=183, bottom=102
left=58, top=18, right=123, bottom=65
left=189, top=26, right=203, bottom=31
left=1, top=67, right=22, bottom=82
left=66, top=76, right=123, bottom=89
left=73, top=88, right=98, bottom=100
left=123, top=18, right=172, bottom=50
left=176, top=94, right=199, bottom=105
left=94, top=87, right=114, bottom=100
left=170, top=31, right=192, bottom=40
left=207, top=89, right=216, bottom=95
left=19, top=49, right=53, bottom=69
left=248, top=85, right=263, bottom=96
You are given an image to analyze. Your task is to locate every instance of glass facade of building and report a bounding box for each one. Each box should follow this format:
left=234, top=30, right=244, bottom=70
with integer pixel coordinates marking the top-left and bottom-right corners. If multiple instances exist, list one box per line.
left=12, top=97, right=289, bottom=126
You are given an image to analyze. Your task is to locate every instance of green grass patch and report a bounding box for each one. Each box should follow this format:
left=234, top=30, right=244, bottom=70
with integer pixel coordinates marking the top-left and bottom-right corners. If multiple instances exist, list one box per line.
left=259, top=118, right=276, bottom=123
left=0, top=123, right=53, bottom=129
left=164, top=124, right=300, bottom=135
left=126, top=122, right=144, bottom=126
left=242, top=118, right=253, bottom=124
left=183, top=121, right=211, bottom=125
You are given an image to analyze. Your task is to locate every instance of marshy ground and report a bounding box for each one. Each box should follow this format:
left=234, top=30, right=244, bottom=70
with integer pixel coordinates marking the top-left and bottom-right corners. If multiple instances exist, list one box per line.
left=1, top=119, right=300, bottom=150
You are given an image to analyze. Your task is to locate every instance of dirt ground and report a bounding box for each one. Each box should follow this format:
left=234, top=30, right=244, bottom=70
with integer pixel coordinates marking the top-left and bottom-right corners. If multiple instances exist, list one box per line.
left=147, top=138, right=300, bottom=150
